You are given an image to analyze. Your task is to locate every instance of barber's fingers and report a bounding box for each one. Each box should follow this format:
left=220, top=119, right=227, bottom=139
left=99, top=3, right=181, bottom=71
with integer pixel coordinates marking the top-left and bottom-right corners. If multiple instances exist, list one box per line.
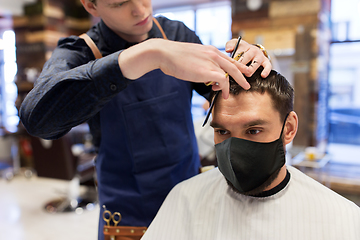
left=238, top=48, right=255, bottom=66
left=236, top=53, right=271, bottom=78
left=204, top=51, right=252, bottom=99
left=225, top=38, right=240, bottom=53
left=218, top=52, right=251, bottom=90
left=248, top=58, right=271, bottom=77
left=260, top=60, right=272, bottom=78
left=226, top=39, right=273, bottom=78
left=210, top=75, right=230, bottom=99
left=201, top=49, right=252, bottom=98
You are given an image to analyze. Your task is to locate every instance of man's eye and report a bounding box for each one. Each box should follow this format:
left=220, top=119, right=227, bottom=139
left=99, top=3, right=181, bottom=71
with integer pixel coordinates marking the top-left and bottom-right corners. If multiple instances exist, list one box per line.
left=216, top=130, right=229, bottom=135
left=248, top=129, right=261, bottom=135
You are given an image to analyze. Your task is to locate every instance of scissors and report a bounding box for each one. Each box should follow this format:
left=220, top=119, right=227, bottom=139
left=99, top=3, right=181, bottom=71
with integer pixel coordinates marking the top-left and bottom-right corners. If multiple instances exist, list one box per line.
left=103, top=206, right=122, bottom=226
left=202, top=36, right=242, bottom=127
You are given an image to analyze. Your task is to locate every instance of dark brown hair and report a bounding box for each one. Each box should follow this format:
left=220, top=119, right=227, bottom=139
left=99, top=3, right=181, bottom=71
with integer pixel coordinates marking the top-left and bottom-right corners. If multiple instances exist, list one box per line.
left=213, top=67, right=294, bottom=122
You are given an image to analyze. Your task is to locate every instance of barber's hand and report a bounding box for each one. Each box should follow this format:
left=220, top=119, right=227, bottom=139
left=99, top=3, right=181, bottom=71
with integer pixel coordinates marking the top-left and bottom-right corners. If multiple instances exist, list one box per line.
left=225, top=38, right=272, bottom=79
left=119, top=39, right=250, bottom=99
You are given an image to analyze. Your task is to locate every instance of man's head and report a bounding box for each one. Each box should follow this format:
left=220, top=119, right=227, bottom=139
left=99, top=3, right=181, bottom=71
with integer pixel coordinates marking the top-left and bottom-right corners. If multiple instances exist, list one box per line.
left=211, top=67, right=297, bottom=145
left=210, top=67, right=298, bottom=195
left=80, top=0, right=153, bottom=43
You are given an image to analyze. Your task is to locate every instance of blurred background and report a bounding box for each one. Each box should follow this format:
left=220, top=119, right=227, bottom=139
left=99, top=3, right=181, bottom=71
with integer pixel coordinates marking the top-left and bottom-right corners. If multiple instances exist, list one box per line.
left=0, top=0, right=359, bottom=239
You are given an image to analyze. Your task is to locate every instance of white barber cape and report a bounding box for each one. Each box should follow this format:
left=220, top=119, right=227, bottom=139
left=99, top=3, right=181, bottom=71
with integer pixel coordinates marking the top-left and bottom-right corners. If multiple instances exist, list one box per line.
left=141, top=166, right=360, bottom=240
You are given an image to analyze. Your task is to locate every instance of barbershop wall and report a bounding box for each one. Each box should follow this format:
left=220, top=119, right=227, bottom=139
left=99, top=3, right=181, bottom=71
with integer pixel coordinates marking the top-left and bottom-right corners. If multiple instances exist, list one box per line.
left=231, top=0, right=331, bottom=150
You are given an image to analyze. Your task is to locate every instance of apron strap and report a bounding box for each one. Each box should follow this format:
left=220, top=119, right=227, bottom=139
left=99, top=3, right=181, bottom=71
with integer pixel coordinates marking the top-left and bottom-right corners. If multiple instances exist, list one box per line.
left=153, top=17, right=168, bottom=40
left=79, top=33, right=103, bottom=59
left=79, top=17, right=168, bottom=59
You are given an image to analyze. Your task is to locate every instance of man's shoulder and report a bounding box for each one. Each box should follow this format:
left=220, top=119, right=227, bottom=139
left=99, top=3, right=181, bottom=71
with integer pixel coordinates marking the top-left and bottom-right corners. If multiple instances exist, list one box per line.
left=180, top=167, right=222, bottom=184
left=287, top=165, right=360, bottom=211
left=287, top=165, right=339, bottom=197
left=171, top=168, right=225, bottom=198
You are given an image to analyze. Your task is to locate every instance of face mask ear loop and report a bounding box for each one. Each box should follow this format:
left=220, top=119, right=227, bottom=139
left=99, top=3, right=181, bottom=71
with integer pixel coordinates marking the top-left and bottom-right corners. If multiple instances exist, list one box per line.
left=279, top=113, right=290, bottom=139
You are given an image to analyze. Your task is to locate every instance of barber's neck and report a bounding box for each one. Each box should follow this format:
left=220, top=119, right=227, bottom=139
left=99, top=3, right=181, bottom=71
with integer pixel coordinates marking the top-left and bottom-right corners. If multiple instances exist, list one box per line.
left=115, top=31, right=149, bottom=43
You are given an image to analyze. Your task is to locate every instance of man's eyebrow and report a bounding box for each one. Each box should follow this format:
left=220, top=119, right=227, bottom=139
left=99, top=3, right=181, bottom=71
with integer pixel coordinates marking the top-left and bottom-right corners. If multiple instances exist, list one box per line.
left=243, top=119, right=269, bottom=128
left=210, top=121, right=224, bottom=129
left=210, top=119, right=269, bottom=129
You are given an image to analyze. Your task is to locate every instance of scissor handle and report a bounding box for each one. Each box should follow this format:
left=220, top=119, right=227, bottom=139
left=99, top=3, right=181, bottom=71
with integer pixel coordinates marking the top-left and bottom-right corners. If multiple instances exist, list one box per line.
left=103, top=210, right=112, bottom=226
left=233, top=51, right=244, bottom=61
left=112, top=212, right=122, bottom=226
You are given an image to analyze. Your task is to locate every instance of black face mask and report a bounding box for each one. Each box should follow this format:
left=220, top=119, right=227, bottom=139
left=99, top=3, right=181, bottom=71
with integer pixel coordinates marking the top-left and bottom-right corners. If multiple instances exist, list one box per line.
left=215, top=116, right=288, bottom=194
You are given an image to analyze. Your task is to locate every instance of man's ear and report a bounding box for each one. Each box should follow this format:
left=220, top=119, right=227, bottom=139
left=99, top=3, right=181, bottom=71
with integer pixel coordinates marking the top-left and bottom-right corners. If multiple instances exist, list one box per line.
left=80, top=0, right=100, bottom=17
left=283, top=111, right=298, bottom=145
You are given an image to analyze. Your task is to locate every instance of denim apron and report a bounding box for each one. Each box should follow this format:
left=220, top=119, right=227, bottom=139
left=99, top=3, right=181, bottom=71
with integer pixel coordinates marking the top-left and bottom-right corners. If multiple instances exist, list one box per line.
left=96, top=69, right=200, bottom=238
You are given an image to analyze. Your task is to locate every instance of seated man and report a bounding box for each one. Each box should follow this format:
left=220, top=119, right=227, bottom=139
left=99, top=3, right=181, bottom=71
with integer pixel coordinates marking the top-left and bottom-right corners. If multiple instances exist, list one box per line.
left=141, top=67, right=360, bottom=240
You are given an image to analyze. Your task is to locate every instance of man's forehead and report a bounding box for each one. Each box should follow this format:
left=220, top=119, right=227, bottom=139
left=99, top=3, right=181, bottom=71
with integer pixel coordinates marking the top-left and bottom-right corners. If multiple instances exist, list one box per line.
left=212, top=92, right=281, bottom=125
left=214, top=91, right=270, bottom=110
